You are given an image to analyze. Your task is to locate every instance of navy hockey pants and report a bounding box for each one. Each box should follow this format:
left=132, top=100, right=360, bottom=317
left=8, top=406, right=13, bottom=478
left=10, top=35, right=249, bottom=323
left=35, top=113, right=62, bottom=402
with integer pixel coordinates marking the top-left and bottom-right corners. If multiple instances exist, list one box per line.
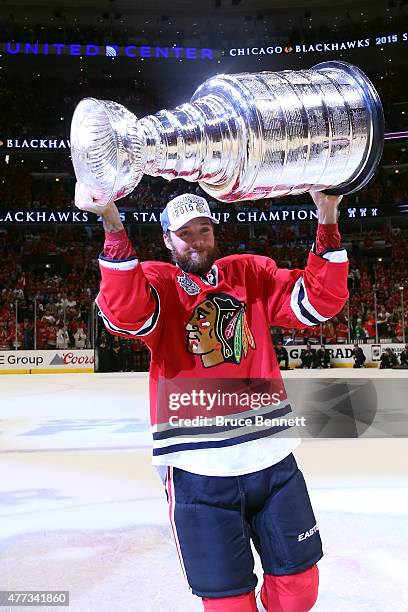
left=164, top=453, right=323, bottom=598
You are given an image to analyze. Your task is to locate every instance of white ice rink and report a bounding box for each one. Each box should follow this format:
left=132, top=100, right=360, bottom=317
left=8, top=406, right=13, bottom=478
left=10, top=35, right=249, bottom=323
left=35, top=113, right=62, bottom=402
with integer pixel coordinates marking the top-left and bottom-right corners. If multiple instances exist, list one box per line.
left=0, top=371, right=407, bottom=612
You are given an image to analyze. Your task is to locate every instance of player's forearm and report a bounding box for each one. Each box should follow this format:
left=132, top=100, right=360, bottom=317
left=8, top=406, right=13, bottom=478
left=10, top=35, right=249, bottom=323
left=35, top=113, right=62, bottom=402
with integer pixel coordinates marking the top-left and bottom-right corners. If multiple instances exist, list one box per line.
left=102, top=203, right=124, bottom=233
left=316, top=203, right=339, bottom=224
left=100, top=203, right=136, bottom=260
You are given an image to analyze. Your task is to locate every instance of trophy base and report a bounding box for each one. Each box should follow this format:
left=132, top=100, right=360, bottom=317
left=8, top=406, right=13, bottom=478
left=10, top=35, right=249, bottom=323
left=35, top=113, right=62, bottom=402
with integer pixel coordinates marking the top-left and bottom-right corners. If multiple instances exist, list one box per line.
left=323, top=114, right=384, bottom=196
left=315, top=61, right=384, bottom=197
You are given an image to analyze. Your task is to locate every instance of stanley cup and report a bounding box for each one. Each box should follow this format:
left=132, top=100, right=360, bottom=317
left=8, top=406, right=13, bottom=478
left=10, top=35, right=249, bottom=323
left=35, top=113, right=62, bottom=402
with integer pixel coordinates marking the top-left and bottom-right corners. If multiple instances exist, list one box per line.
left=70, top=61, right=384, bottom=205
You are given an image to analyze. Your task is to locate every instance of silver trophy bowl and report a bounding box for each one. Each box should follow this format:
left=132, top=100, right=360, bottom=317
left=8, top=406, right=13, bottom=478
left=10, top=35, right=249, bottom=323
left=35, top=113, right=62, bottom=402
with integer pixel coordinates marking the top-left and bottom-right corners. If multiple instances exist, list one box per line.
left=70, top=61, right=384, bottom=205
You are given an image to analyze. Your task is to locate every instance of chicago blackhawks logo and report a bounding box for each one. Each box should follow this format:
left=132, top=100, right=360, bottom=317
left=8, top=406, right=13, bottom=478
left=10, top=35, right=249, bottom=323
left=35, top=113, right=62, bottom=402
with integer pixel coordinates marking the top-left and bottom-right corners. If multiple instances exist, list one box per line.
left=185, top=293, right=256, bottom=368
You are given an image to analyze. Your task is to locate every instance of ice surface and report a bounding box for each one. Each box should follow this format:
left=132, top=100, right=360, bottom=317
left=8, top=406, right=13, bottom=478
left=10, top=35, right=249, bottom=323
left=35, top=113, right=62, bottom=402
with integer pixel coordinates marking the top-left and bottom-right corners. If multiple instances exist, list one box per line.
left=0, top=372, right=407, bottom=611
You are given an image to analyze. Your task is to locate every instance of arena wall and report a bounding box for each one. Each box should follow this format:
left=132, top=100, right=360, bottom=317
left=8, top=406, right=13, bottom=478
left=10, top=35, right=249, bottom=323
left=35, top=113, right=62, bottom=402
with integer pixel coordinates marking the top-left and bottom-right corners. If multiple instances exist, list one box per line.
left=287, top=343, right=407, bottom=368
left=0, top=350, right=95, bottom=374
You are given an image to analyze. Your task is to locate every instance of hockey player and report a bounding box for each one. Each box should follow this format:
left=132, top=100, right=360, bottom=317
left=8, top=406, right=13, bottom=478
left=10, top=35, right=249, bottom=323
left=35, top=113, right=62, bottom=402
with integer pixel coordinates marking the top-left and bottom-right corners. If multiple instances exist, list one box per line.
left=75, top=182, right=349, bottom=612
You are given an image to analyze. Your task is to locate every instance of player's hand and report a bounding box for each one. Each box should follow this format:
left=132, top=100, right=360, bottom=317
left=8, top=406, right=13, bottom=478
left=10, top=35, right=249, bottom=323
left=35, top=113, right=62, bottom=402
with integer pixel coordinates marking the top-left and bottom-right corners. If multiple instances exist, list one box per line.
left=310, top=189, right=343, bottom=224
left=74, top=181, right=110, bottom=215
left=74, top=182, right=124, bottom=231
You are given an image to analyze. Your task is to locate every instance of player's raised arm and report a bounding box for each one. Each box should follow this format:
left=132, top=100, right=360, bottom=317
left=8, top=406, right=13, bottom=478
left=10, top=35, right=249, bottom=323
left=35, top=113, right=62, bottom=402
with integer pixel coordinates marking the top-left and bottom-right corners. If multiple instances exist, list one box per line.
left=256, top=191, right=349, bottom=328
left=75, top=182, right=164, bottom=344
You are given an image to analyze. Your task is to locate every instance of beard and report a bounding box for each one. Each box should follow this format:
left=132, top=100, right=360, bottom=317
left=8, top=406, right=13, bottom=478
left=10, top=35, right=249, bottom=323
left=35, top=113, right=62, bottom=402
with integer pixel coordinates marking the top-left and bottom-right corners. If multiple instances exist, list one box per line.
left=170, top=243, right=220, bottom=276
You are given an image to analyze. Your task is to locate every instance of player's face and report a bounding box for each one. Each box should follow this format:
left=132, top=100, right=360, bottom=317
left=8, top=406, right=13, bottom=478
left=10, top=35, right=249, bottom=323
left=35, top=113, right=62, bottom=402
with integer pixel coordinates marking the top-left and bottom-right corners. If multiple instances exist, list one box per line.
left=186, top=300, right=218, bottom=354
left=164, top=218, right=218, bottom=275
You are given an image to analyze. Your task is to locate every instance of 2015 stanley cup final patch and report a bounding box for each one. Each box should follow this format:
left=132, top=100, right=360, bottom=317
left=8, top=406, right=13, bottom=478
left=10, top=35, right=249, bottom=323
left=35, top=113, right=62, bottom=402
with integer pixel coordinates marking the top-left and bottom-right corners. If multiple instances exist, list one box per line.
left=177, top=271, right=201, bottom=295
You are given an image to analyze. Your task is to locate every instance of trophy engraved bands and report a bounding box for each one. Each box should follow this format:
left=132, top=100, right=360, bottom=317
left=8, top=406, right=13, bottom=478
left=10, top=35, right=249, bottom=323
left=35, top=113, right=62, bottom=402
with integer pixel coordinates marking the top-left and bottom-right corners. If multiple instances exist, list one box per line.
left=70, top=61, right=384, bottom=205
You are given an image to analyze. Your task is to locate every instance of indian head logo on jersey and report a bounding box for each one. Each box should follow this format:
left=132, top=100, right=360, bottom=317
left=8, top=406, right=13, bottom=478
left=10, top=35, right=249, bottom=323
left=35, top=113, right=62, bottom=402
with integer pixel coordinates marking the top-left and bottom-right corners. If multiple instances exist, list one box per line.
left=185, top=293, right=256, bottom=368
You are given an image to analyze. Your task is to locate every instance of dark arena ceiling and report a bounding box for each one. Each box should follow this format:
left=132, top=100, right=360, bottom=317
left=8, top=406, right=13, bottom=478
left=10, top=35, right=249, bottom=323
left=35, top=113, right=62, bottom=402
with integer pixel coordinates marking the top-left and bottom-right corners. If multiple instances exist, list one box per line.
left=0, top=0, right=401, bottom=25
left=1, top=0, right=406, bottom=125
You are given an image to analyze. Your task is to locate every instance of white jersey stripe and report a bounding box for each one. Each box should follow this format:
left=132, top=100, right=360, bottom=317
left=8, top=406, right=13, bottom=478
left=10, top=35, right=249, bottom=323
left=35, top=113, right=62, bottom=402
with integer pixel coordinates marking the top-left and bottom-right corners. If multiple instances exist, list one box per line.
left=299, top=278, right=328, bottom=323
left=290, top=277, right=329, bottom=326
left=99, top=257, right=139, bottom=271
left=321, top=249, right=348, bottom=263
left=290, top=278, right=317, bottom=326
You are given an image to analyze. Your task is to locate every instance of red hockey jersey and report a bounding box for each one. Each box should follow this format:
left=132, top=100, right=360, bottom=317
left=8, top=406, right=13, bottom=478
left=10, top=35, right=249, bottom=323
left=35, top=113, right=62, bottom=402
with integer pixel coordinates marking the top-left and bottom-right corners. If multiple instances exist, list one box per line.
left=96, top=231, right=349, bottom=476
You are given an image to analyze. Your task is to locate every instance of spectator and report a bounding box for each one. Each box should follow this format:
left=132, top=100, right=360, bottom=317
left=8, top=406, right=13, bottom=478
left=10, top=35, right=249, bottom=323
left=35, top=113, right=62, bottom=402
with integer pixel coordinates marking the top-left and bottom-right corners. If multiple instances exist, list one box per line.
left=306, top=326, right=321, bottom=345
left=323, top=320, right=336, bottom=344
left=74, top=323, right=87, bottom=349
left=22, top=318, right=33, bottom=349
left=377, top=307, right=392, bottom=339
left=363, top=312, right=376, bottom=341
left=0, top=322, right=11, bottom=350
left=110, top=337, right=122, bottom=372
left=45, top=322, right=57, bottom=349
left=132, top=338, right=150, bottom=371
left=353, top=319, right=366, bottom=341
left=395, top=320, right=404, bottom=343
left=96, top=330, right=111, bottom=372
left=36, top=320, right=48, bottom=349
left=335, top=318, right=349, bottom=344
left=41, top=309, right=56, bottom=325
left=293, top=328, right=307, bottom=344
left=120, top=339, right=133, bottom=372
left=56, top=324, right=70, bottom=349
